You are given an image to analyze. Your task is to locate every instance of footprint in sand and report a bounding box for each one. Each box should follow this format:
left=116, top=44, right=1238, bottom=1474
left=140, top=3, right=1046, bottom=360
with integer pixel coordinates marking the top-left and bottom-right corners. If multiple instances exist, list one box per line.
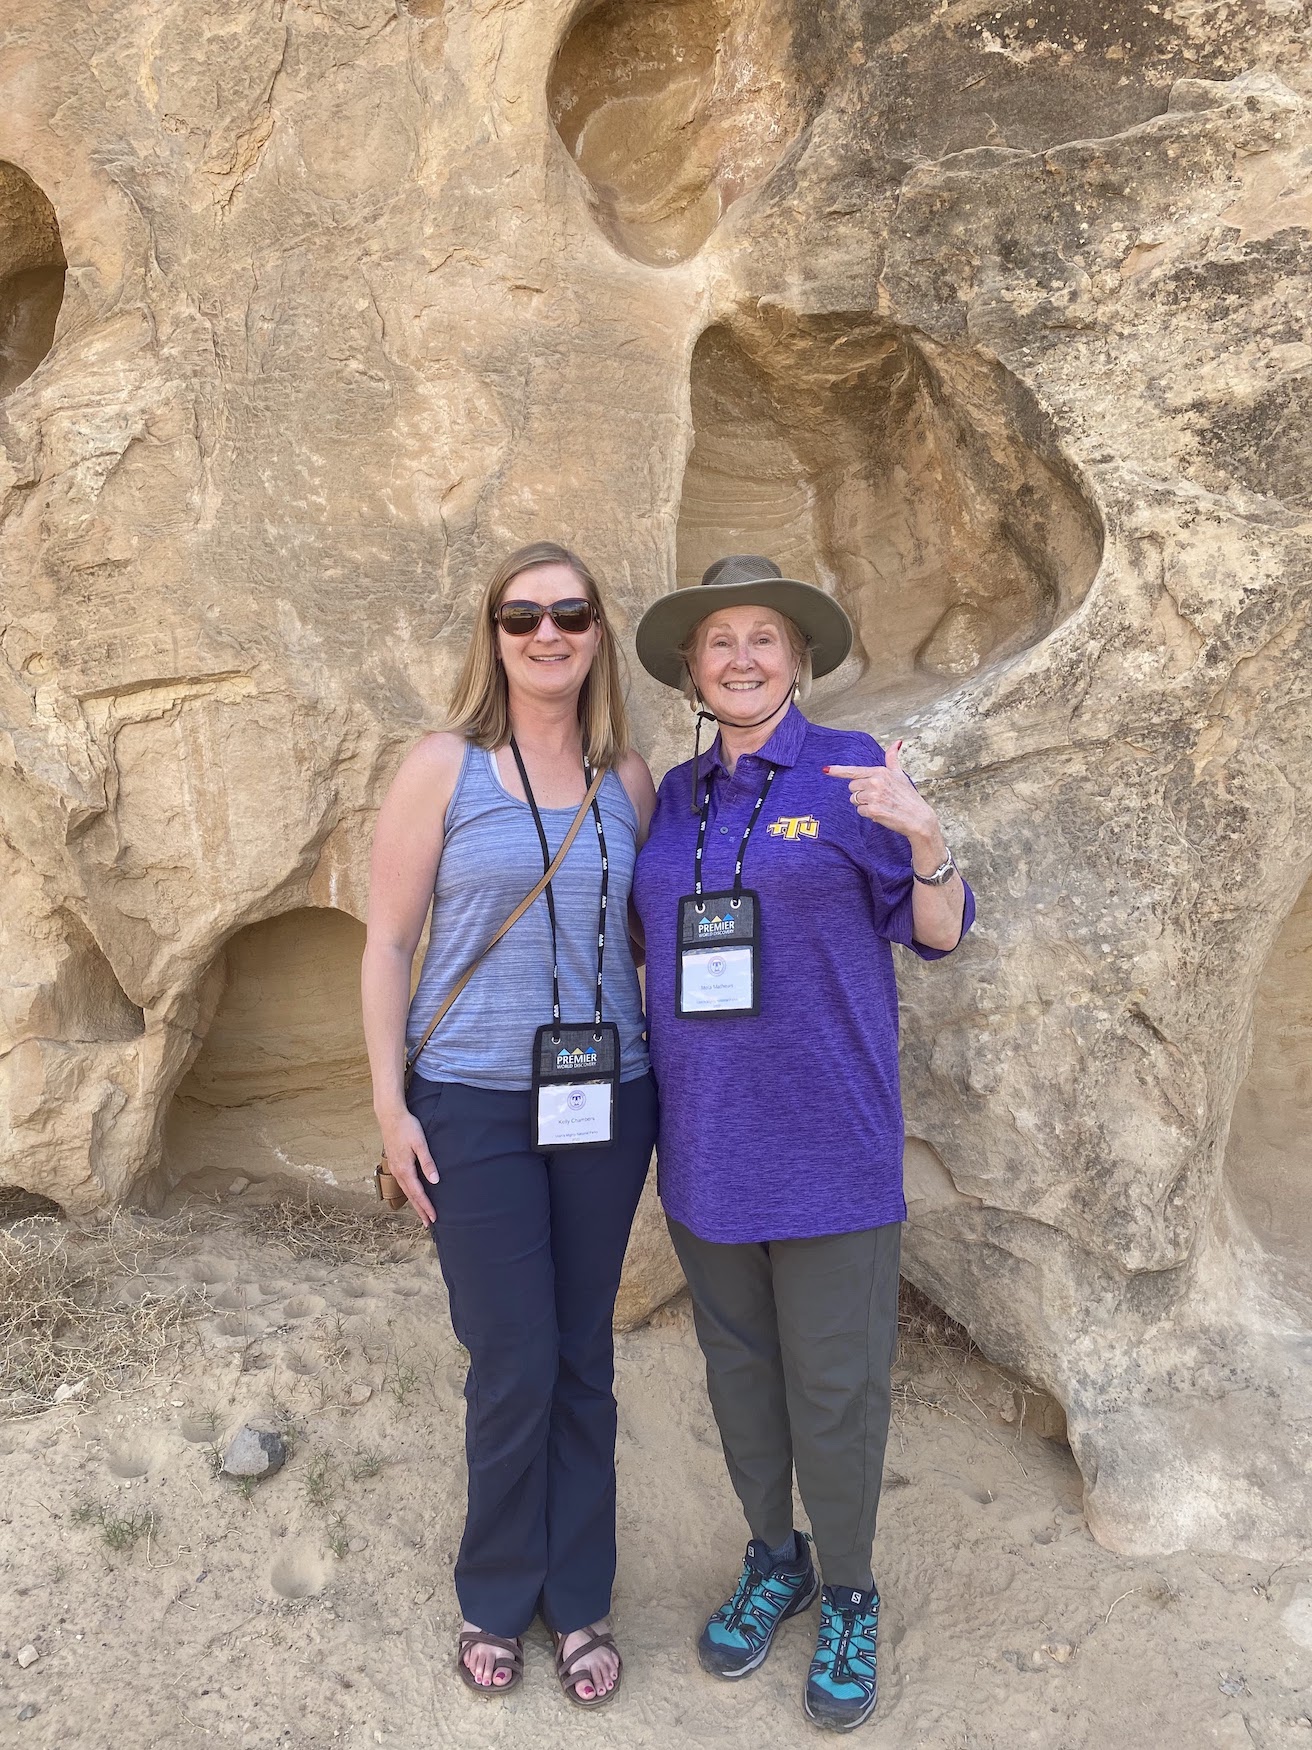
left=282, top=1349, right=320, bottom=1378
left=270, top=1547, right=331, bottom=1600
left=106, top=1432, right=168, bottom=1478
left=282, top=1295, right=328, bottom=1321
left=208, top=1285, right=261, bottom=1313
left=179, top=1413, right=224, bottom=1444
left=179, top=1255, right=240, bottom=1286
left=106, top=1446, right=151, bottom=1479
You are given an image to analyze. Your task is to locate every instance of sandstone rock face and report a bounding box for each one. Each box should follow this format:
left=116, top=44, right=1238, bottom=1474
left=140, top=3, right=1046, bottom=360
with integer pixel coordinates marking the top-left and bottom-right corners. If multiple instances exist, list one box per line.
left=1, top=0, right=1309, bottom=1557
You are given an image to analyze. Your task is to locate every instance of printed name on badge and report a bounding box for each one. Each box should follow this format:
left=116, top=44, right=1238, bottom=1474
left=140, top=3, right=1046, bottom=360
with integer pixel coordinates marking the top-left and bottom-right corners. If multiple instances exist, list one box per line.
left=680, top=945, right=754, bottom=1012
left=536, top=1079, right=614, bottom=1147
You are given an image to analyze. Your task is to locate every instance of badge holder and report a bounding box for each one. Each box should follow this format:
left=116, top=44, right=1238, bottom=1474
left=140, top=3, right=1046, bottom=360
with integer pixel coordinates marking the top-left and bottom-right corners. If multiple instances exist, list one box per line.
left=676, top=889, right=761, bottom=1018
left=531, top=1021, right=620, bottom=1149
left=509, top=735, right=618, bottom=1153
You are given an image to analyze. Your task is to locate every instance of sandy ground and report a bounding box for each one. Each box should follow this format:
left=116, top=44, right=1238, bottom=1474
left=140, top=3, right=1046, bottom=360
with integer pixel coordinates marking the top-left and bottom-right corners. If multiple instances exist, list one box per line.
left=2, top=1199, right=1310, bottom=1750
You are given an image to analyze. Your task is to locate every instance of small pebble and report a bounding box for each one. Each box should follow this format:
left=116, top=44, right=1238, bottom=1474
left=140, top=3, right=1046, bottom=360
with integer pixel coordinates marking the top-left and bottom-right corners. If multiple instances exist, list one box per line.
left=227, top=1177, right=250, bottom=1197
left=16, top=1646, right=38, bottom=1670
left=348, top=1536, right=368, bottom=1554
left=1042, top=1641, right=1075, bottom=1663
left=18, top=1704, right=38, bottom=1722
left=348, top=1382, right=372, bottom=1406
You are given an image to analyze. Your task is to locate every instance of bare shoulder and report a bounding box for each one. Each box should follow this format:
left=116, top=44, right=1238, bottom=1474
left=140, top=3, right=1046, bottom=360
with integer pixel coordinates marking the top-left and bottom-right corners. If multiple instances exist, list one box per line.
left=382, top=731, right=467, bottom=819
left=615, top=748, right=657, bottom=839
left=405, top=729, right=467, bottom=776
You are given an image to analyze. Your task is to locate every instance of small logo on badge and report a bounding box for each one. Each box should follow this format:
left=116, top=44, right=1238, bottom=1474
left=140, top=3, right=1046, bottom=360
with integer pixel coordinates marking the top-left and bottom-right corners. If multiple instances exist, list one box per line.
left=767, top=814, right=820, bottom=840
left=556, top=1044, right=598, bottom=1070
left=708, top=955, right=726, bottom=976
left=567, top=1090, right=586, bottom=1110
left=697, top=910, right=736, bottom=938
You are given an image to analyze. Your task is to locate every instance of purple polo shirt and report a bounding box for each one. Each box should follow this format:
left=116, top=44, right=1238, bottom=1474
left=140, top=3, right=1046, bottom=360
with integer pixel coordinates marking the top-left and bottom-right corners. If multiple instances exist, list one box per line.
left=632, top=706, right=975, bottom=1244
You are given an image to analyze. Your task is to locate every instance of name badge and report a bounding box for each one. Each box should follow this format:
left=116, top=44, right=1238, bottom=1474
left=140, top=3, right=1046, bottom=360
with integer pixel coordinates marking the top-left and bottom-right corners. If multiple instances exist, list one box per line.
left=676, top=890, right=761, bottom=1018
left=531, top=1022, right=619, bottom=1151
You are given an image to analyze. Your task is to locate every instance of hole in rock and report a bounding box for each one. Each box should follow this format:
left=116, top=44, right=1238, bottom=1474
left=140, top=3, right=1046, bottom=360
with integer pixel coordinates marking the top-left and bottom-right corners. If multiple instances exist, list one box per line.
left=548, top=0, right=819, bottom=266
left=0, top=162, right=65, bottom=396
left=0, top=1187, right=64, bottom=1224
left=675, top=313, right=1102, bottom=718
left=1224, top=874, right=1312, bottom=1300
left=163, top=909, right=375, bottom=1203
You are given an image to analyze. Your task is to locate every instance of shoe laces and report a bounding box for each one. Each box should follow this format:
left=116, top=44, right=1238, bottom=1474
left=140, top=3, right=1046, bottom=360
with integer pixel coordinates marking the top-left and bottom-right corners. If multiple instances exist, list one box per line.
left=721, top=1550, right=800, bottom=1633
left=817, top=1591, right=878, bottom=1681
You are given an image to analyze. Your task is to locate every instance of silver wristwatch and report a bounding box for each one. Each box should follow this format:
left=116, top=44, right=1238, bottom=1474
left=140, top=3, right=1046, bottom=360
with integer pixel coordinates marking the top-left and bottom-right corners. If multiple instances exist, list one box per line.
left=912, top=848, right=957, bottom=887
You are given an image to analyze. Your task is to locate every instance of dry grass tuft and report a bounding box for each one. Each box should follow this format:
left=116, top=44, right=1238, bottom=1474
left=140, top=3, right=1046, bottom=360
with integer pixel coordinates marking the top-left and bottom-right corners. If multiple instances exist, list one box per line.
left=0, top=1227, right=197, bottom=1418
left=891, top=1279, right=1072, bottom=1469
left=239, top=1193, right=420, bottom=1267
left=898, top=1279, right=977, bottom=1363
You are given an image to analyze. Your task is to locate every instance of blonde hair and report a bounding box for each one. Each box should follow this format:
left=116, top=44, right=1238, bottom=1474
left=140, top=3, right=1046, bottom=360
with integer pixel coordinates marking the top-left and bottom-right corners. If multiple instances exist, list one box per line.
left=446, top=541, right=631, bottom=767
left=678, top=608, right=813, bottom=707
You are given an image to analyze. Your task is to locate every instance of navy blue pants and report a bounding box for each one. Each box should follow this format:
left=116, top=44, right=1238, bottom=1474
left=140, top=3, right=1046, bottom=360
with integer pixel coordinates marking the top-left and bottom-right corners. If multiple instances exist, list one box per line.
left=408, top=1071, right=656, bottom=1639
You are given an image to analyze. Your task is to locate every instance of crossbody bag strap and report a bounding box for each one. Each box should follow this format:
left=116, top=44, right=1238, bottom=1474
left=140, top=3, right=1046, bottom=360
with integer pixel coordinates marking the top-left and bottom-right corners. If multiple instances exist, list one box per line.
left=402, top=761, right=608, bottom=1084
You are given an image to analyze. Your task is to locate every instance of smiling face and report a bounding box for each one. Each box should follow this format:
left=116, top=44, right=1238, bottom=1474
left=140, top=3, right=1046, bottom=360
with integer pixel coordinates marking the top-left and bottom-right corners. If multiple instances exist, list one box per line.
left=686, top=604, right=801, bottom=725
left=495, top=561, right=602, bottom=706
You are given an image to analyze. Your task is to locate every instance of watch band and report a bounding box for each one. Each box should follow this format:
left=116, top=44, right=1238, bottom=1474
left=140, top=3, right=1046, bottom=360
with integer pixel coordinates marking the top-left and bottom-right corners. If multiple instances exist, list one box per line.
left=912, top=848, right=956, bottom=887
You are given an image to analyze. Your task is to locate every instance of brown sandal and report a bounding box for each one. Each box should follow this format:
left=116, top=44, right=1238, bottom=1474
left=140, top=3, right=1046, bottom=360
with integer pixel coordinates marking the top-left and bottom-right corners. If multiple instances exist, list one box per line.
left=456, top=1629, right=523, bottom=1695
left=552, top=1628, right=623, bottom=1709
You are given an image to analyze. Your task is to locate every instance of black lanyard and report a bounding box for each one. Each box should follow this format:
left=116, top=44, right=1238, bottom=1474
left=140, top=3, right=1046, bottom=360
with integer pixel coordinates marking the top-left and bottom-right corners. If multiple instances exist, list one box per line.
left=693, top=761, right=778, bottom=901
left=509, top=737, right=609, bottom=1031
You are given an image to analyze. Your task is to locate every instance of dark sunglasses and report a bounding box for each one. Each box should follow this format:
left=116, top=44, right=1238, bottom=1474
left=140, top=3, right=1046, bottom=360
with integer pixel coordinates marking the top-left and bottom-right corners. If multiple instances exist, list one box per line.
left=493, top=597, right=597, bottom=636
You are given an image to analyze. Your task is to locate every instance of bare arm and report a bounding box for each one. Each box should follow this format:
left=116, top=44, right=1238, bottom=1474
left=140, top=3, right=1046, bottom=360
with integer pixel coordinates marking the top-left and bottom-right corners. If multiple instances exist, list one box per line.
left=616, top=748, right=657, bottom=963
left=616, top=748, right=657, bottom=846
left=824, top=744, right=966, bottom=952
left=361, top=732, right=465, bottom=1221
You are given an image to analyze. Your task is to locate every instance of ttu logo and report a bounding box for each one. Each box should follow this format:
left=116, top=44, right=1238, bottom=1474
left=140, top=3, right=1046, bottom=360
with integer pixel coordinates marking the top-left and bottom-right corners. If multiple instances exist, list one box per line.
left=767, top=815, right=819, bottom=840
left=556, top=1044, right=598, bottom=1070
left=697, top=910, right=737, bottom=937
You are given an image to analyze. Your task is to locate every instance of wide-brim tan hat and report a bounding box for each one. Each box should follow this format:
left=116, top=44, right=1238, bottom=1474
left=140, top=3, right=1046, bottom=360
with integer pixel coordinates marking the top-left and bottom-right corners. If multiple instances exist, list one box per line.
left=636, top=555, right=853, bottom=690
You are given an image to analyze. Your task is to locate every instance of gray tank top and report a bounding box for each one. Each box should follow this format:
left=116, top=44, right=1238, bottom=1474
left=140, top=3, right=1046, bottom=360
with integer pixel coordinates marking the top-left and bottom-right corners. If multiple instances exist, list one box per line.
left=406, top=743, right=649, bottom=1090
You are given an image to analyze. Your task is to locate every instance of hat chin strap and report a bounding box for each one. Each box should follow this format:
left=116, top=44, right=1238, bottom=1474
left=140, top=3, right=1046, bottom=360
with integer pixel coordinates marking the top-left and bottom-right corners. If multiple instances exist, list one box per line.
left=687, top=664, right=801, bottom=812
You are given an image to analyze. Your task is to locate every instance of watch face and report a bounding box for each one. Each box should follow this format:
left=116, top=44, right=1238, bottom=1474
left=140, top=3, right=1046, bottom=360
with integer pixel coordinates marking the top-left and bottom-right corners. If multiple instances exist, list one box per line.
left=914, top=852, right=955, bottom=885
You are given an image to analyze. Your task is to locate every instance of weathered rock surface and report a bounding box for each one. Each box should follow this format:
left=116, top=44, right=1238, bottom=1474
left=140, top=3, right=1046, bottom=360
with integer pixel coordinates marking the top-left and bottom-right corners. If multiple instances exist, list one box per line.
left=1, top=0, right=1309, bottom=1558
left=221, top=1425, right=288, bottom=1480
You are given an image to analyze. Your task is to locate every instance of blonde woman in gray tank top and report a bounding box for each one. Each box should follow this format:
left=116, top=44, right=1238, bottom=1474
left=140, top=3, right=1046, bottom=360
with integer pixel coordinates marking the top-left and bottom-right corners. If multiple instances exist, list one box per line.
left=362, top=542, right=657, bottom=1708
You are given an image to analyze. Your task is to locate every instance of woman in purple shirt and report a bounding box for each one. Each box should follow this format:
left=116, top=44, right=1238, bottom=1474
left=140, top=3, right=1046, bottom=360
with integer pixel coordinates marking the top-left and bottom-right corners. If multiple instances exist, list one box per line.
left=632, top=555, right=975, bottom=1734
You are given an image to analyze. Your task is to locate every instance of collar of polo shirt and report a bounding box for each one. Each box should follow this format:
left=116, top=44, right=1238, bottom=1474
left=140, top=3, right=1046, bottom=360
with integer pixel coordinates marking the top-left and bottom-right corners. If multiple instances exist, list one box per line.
left=705, top=702, right=809, bottom=775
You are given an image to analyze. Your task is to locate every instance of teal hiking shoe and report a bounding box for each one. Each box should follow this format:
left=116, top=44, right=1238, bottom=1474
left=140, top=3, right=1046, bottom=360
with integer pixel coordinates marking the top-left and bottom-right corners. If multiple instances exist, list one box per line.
left=698, top=1532, right=819, bottom=1679
left=804, top=1583, right=880, bottom=1731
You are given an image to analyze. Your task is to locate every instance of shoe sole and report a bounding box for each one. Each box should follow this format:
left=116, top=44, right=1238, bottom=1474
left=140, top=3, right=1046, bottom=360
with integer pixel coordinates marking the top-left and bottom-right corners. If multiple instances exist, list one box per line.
left=698, top=1569, right=821, bottom=1681
left=802, top=1684, right=878, bottom=1731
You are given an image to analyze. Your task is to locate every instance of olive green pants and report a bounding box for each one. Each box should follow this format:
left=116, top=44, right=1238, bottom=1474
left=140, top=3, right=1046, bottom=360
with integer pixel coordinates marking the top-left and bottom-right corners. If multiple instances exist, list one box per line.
left=668, top=1218, right=901, bottom=1591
